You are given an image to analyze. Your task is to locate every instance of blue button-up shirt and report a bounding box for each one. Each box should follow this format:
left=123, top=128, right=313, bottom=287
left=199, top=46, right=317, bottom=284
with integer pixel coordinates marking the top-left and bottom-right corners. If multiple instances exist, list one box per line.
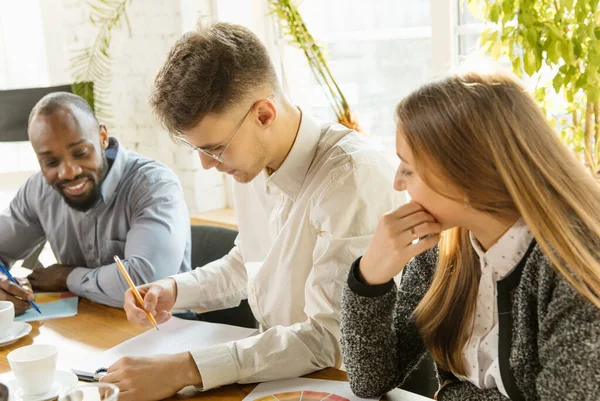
left=0, top=137, right=191, bottom=307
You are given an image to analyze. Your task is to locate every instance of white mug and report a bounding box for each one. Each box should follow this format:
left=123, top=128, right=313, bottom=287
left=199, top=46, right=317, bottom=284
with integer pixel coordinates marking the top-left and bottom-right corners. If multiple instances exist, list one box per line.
left=0, top=301, right=14, bottom=338
left=7, top=344, right=58, bottom=395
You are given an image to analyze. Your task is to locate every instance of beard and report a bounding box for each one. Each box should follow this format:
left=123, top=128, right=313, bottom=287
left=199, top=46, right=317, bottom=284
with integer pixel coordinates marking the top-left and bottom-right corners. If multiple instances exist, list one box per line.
left=56, top=156, right=109, bottom=212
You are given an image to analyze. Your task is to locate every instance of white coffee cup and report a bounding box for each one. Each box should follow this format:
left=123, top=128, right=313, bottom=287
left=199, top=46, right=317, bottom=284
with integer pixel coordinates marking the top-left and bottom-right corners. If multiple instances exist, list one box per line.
left=7, top=344, right=58, bottom=395
left=0, top=301, right=14, bottom=338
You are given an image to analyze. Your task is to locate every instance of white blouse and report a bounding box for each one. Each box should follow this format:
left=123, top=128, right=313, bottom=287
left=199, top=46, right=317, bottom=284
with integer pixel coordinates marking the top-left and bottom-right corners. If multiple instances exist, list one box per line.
left=460, top=218, right=533, bottom=397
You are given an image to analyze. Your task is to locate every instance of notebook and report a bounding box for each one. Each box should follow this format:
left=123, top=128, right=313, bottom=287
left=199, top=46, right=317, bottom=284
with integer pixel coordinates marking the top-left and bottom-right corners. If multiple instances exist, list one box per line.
left=14, top=292, right=78, bottom=322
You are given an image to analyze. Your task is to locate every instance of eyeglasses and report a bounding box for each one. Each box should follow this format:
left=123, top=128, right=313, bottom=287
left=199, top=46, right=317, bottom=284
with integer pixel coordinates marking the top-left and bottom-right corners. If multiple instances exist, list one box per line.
left=174, top=96, right=272, bottom=163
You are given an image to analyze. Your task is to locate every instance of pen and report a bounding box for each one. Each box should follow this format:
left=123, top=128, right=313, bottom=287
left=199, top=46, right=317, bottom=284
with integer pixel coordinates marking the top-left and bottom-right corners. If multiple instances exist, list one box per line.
left=113, top=256, right=159, bottom=331
left=0, top=264, right=42, bottom=314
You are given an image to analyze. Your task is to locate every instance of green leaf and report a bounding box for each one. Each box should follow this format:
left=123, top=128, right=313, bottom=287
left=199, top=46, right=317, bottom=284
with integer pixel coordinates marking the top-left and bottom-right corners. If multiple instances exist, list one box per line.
left=573, top=38, right=583, bottom=58
left=526, top=28, right=538, bottom=47
left=564, top=0, right=574, bottom=11
left=502, top=0, right=514, bottom=15
left=491, top=41, right=503, bottom=59
left=553, top=73, right=564, bottom=92
left=490, top=4, right=501, bottom=23
left=548, top=39, right=561, bottom=64
left=520, top=11, right=534, bottom=26
left=575, top=74, right=587, bottom=90
left=549, top=25, right=563, bottom=39
left=524, top=49, right=537, bottom=75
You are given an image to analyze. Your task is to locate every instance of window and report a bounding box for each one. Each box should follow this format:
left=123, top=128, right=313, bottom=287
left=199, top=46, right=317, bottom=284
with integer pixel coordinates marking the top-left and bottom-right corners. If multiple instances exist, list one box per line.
left=455, top=0, right=485, bottom=63
left=0, top=1, right=47, bottom=209
left=288, top=0, right=433, bottom=141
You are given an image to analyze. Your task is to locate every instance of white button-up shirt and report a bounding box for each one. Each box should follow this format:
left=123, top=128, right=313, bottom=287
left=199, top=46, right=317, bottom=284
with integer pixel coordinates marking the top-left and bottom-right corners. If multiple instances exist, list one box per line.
left=461, top=218, right=533, bottom=397
left=171, top=113, right=404, bottom=390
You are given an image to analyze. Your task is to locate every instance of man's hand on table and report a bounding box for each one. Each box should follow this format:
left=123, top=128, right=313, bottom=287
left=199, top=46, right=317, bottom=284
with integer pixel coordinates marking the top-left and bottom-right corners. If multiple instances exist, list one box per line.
left=28, top=264, right=74, bottom=292
left=0, top=276, right=34, bottom=316
left=100, top=352, right=202, bottom=401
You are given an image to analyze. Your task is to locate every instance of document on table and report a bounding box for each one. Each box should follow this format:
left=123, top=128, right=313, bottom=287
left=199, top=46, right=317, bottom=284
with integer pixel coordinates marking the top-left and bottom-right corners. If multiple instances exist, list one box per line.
left=72, top=317, right=257, bottom=372
left=243, top=378, right=433, bottom=401
left=14, top=292, right=78, bottom=322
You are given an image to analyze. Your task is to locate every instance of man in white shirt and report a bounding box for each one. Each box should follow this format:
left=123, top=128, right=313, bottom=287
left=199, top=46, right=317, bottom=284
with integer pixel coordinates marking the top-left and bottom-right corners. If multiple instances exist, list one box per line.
left=101, top=22, right=403, bottom=401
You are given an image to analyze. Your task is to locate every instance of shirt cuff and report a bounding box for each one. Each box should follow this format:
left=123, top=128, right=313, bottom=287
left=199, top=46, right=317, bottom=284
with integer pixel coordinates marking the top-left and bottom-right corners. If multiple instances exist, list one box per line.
left=172, top=271, right=201, bottom=309
left=66, top=267, right=92, bottom=296
left=347, top=257, right=394, bottom=297
left=189, top=343, right=239, bottom=390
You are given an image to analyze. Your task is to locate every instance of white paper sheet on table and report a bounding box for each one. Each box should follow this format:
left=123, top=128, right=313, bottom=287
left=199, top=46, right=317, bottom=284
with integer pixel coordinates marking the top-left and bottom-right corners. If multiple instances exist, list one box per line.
left=242, top=378, right=433, bottom=401
left=72, top=317, right=257, bottom=372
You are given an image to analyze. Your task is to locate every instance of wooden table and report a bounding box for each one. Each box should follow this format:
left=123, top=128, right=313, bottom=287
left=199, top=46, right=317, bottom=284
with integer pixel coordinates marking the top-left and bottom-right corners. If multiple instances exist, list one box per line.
left=0, top=300, right=431, bottom=401
left=190, top=208, right=237, bottom=230
left=0, top=300, right=346, bottom=401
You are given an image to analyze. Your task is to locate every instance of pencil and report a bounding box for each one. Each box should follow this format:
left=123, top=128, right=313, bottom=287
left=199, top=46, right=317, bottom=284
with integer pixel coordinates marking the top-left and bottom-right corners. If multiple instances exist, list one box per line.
left=113, top=256, right=159, bottom=331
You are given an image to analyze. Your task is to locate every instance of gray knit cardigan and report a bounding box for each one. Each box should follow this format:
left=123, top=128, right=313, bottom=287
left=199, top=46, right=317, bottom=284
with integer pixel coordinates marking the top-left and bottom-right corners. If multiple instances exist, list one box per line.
left=340, top=240, right=600, bottom=400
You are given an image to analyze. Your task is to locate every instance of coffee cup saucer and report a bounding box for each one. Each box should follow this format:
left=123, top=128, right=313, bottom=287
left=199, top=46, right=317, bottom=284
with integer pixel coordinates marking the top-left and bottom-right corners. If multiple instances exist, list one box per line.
left=4, top=370, right=78, bottom=401
left=0, top=322, right=32, bottom=347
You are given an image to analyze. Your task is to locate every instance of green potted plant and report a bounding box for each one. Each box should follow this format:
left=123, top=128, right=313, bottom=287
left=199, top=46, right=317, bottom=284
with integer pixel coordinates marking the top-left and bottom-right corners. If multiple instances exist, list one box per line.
left=469, top=0, right=600, bottom=178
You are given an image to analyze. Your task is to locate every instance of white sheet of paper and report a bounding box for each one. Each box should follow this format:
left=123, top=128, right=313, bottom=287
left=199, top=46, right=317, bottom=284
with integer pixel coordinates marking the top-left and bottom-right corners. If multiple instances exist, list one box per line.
left=242, top=378, right=433, bottom=401
left=72, top=317, right=257, bottom=372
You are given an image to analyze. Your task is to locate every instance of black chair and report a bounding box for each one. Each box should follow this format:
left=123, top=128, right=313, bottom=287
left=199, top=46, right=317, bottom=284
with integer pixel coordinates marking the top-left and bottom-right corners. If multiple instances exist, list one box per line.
left=174, top=225, right=258, bottom=329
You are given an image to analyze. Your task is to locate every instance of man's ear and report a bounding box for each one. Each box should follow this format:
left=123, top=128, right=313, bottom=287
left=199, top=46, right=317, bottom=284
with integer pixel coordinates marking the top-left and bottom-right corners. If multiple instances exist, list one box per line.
left=256, top=97, right=277, bottom=128
left=99, top=124, right=109, bottom=150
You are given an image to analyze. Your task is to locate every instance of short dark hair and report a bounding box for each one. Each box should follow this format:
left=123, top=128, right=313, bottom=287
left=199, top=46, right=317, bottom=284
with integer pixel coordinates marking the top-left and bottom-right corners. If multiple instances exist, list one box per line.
left=28, top=92, right=98, bottom=124
left=28, top=92, right=97, bottom=127
left=149, top=22, right=278, bottom=136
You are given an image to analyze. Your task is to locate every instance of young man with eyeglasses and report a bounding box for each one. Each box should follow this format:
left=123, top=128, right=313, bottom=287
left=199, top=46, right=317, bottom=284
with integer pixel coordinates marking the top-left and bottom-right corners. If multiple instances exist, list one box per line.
left=101, top=23, right=403, bottom=401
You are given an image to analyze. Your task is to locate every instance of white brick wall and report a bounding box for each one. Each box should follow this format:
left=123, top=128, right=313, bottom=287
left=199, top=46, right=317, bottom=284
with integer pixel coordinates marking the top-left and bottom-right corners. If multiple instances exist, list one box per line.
left=0, top=0, right=226, bottom=215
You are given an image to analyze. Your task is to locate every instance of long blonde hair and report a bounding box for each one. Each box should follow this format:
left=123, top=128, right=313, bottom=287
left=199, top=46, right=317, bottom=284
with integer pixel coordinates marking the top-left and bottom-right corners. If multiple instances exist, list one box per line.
left=395, top=67, right=600, bottom=376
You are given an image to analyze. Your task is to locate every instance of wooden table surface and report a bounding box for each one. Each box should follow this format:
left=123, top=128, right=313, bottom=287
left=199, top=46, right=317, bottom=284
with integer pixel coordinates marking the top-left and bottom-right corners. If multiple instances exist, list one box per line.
left=0, top=299, right=348, bottom=401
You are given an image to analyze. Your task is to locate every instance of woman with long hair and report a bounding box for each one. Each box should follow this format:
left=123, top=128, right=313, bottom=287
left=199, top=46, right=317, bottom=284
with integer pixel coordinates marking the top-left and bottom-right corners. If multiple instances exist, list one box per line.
left=340, top=67, right=600, bottom=400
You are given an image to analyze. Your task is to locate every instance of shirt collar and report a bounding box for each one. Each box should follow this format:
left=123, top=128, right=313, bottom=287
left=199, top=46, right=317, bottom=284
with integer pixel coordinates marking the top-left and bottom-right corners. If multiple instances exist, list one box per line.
left=100, top=137, right=127, bottom=203
left=469, top=217, right=534, bottom=279
left=265, top=110, right=322, bottom=201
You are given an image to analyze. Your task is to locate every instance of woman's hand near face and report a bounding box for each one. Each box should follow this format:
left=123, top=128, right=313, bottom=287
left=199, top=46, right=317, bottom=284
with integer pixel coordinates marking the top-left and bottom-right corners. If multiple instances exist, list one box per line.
left=359, top=202, right=441, bottom=285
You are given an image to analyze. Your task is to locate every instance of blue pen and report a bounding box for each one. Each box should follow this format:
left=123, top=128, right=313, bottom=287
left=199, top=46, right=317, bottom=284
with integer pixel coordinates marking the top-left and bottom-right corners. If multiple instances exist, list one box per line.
left=0, top=264, right=42, bottom=314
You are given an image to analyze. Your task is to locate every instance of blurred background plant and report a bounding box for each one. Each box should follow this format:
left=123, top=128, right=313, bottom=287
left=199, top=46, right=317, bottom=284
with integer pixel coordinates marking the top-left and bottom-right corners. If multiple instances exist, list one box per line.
left=70, top=0, right=132, bottom=122
left=469, top=0, right=600, bottom=178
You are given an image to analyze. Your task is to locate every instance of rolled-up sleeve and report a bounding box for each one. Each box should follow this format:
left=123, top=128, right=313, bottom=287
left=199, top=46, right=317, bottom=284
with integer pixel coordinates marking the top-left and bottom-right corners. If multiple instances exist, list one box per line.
left=67, top=178, right=190, bottom=307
